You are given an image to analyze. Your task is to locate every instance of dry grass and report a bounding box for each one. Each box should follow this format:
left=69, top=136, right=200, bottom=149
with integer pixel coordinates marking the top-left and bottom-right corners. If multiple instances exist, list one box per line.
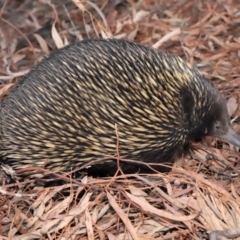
left=1, top=0, right=240, bottom=239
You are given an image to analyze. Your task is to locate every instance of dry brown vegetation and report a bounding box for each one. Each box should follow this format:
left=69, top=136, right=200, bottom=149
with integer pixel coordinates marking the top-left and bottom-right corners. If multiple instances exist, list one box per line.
left=1, top=0, right=240, bottom=239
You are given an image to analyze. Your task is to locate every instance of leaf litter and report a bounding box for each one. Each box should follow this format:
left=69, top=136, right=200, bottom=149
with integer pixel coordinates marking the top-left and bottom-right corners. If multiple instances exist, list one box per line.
left=1, top=0, right=240, bottom=239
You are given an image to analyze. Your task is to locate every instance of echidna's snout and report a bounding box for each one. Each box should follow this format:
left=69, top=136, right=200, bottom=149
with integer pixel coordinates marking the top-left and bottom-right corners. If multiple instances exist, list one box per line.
left=219, top=128, right=240, bottom=147
left=204, top=101, right=240, bottom=147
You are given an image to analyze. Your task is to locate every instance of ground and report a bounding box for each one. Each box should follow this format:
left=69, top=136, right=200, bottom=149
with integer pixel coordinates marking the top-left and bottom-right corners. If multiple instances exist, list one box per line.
left=0, top=0, right=240, bottom=239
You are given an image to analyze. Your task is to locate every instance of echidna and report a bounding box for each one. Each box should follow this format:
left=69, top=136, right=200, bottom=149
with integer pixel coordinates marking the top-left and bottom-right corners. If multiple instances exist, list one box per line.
left=1, top=38, right=240, bottom=178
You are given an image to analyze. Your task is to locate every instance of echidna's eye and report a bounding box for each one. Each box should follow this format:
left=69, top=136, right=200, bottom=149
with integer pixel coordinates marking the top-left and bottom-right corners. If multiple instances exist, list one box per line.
left=214, top=121, right=221, bottom=131
left=211, top=120, right=229, bottom=137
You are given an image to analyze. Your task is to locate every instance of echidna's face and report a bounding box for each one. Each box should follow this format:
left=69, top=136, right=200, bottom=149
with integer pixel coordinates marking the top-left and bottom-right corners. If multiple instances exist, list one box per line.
left=208, top=109, right=240, bottom=148
left=197, top=91, right=240, bottom=147
left=206, top=107, right=230, bottom=137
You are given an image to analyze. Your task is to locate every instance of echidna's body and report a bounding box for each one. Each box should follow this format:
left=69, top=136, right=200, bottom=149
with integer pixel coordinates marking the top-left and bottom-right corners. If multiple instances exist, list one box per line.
left=1, top=38, right=240, bottom=178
